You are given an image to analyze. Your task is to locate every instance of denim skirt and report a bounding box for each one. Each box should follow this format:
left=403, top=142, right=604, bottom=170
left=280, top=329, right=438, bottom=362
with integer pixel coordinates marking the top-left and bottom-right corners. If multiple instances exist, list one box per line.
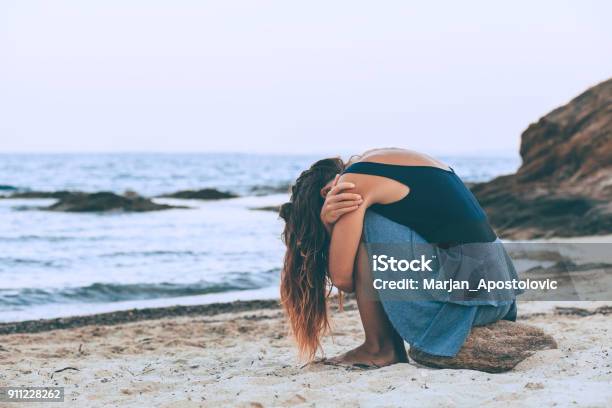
left=362, top=211, right=518, bottom=357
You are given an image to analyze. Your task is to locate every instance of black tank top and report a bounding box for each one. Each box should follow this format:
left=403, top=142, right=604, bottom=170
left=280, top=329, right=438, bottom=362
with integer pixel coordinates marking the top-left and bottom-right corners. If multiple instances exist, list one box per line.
left=343, top=161, right=496, bottom=244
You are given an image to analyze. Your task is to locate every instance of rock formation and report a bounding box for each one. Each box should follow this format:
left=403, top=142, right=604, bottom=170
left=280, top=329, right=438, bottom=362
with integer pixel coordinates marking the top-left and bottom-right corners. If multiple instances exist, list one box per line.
left=471, top=78, right=612, bottom=239
left=249, top=184, right=291, bottom=196
left=45, top=192, right=184, bottom=212
left=250, top=205, right=281, bottom=212
left=159, top=188, right=238, bottom=200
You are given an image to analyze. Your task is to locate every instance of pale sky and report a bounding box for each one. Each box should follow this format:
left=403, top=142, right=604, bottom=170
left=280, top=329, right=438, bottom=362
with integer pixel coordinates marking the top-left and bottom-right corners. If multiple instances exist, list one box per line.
left=1, top=1, right=611, bottom=155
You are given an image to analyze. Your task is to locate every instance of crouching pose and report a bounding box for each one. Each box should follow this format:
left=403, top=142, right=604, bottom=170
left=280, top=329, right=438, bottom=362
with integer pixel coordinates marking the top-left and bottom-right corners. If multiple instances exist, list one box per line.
left=279, top=148, right=518, bottom=367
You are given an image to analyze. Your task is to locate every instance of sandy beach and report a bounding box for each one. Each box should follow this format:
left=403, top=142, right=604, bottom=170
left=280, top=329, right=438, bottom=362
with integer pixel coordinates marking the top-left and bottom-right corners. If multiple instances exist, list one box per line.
left=2, top=3, right=610, bottom=406
left=1, top=296, right=610, bottom=408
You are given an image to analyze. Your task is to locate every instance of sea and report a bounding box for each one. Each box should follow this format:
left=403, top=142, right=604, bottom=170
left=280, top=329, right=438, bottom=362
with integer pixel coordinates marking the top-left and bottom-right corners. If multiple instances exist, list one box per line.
left=0, top=153, right=520, bottom=322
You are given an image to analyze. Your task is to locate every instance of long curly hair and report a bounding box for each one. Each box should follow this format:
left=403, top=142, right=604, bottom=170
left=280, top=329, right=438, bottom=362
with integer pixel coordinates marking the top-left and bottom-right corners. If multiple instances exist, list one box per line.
left=279, top=157, right=345, bottom=360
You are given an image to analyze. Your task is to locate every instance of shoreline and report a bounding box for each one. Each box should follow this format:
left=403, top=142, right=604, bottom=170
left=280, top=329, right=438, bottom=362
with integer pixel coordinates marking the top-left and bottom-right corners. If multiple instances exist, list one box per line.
left=3, top=232, right=610, bottom=329
left=0, top=298, right=280, bottom=336
left=1, top=292, right=610, bottom=337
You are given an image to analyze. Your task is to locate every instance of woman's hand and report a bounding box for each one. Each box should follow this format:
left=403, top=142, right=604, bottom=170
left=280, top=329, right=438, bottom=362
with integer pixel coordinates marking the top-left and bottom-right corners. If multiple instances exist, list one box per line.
left=320, top=175, right=362, bottom=233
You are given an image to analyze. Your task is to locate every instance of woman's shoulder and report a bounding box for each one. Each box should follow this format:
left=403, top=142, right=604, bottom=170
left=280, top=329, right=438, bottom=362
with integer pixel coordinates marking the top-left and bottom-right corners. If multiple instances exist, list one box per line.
left=350, top=149, right=450, bottom=171
left=340, top=159, right=411, bottom=206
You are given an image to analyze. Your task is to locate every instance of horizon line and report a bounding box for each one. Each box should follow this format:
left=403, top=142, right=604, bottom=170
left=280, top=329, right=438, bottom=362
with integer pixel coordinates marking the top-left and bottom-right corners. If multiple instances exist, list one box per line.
left=0, top=150, right=521, bottom=158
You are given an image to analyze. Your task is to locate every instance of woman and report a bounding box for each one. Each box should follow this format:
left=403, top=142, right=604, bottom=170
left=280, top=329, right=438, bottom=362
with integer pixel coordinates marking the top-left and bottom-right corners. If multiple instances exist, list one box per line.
left=279, top=148, right=519, bottom=367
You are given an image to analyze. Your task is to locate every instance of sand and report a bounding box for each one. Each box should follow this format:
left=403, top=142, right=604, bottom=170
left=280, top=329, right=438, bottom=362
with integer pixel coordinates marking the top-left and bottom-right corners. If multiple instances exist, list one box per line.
left=1, top=233, right=611, bottom=407
left=0, top=298, right=610, bottom=408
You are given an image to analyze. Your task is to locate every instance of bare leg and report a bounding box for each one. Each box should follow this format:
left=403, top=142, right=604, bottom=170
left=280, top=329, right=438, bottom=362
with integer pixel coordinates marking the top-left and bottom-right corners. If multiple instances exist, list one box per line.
left=327, top=242, right=408, bottom=367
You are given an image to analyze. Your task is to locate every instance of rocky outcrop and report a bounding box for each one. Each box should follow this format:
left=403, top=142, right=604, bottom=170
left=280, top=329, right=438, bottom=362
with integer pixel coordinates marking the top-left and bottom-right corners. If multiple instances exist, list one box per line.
left=250, top=205, right=281, bottom=212
left=46, top=192, right=185, bottom=212
left=408, top=320, right=557, bottom=373
left=249, top=184, right=291, bottom=196
left=159, top=188, right=237, bottom=200
left=471, top=78, right=612, bottom=239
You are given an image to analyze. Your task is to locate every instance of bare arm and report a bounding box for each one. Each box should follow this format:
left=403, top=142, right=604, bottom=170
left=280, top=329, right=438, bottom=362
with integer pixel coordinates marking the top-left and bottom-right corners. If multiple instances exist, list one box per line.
left=326, top=172, right=374, bottom=293
left=326, top=171, right=409, bottom=293
left=327, top=203, right=367, bottom=293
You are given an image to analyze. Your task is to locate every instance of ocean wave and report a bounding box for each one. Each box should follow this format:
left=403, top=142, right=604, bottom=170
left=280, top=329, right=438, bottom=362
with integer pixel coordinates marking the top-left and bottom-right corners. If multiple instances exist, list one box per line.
left=0, top=257, right=64, bottom=268
left=0, top=269, right=280, bottom=307
left=98, top=250, right=208, bottom=258
left=0, top=235, right=104, bottom=243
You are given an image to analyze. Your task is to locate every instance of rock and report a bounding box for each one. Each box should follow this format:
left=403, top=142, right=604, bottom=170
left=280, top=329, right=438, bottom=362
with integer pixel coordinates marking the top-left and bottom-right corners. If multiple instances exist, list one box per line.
left=45, top=192, right=185, bottom=212
left=249, top=184, right=291, bottom=195
left=471, top=78, right=612, bottom=239
left=408, top=320, right=557, bottom=373
left=159, top=188, right=238, bottom=200
left=250, top=205, right=281, bottom=212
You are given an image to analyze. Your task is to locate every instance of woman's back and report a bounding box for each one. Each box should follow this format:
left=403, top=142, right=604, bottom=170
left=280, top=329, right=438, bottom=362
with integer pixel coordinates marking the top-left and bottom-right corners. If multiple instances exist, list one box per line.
left=348, top=148, right=451, bottom=171
left=342, top=151, right=496, bottom=244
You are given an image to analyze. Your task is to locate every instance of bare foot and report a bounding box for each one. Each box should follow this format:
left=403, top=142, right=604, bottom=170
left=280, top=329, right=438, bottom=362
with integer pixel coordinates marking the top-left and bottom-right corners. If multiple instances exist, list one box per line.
left=325, top=342, right=407, bottom=368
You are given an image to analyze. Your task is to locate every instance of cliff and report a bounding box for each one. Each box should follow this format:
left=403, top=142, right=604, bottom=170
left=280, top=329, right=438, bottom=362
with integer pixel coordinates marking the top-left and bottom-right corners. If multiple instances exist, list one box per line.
left=472, top=78, right=612, bottom=239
